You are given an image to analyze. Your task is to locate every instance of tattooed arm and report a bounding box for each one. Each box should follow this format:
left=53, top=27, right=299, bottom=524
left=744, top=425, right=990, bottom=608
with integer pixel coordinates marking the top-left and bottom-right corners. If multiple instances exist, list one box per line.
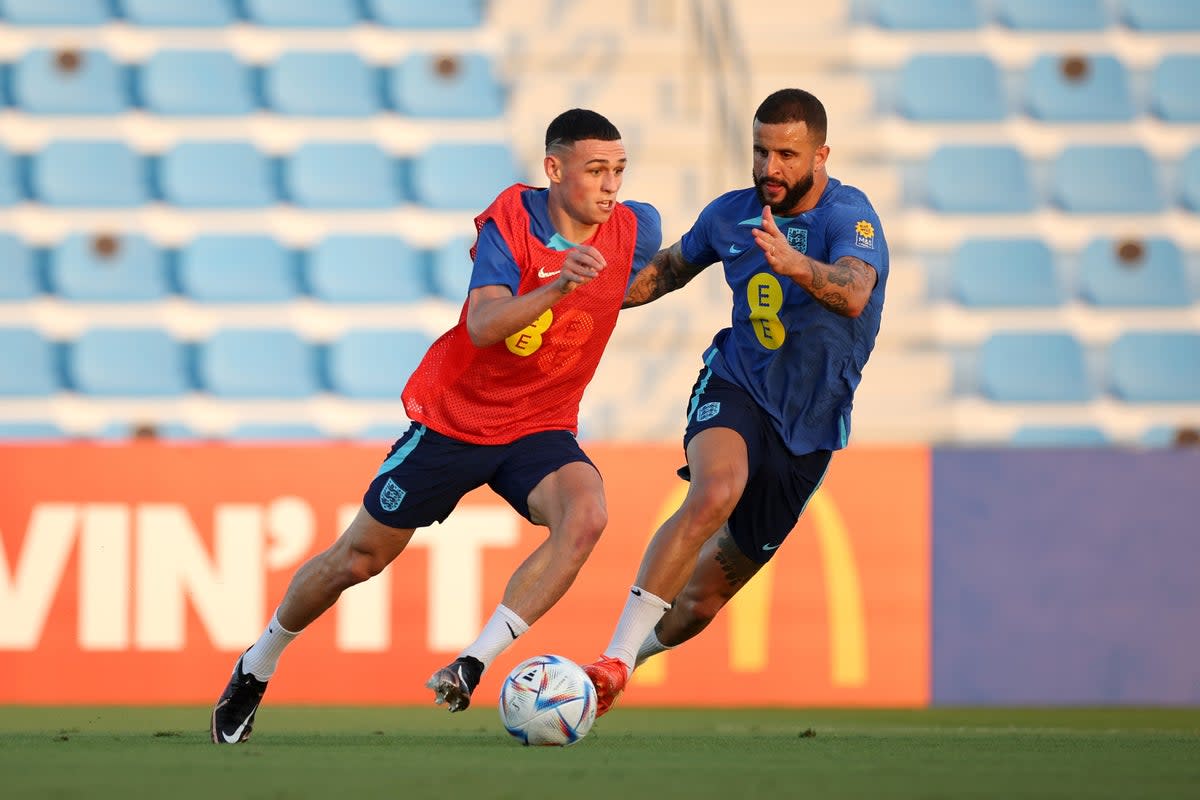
left=786, top=254, right=878, bottom=318
left=622, top=242, right=709, bottom=309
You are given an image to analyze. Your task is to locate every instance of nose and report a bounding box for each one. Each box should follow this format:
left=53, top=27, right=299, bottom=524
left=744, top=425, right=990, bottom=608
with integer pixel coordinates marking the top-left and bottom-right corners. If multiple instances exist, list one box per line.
left=601, top=172, right=620, bottom=193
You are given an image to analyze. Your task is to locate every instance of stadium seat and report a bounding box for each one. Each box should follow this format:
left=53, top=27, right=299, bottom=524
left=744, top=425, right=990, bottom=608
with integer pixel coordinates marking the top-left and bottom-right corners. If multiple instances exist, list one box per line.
left=12, top=49, right=129, bottom=115
left=0, top=235, right=38, bottom=300
left=138, top=51, right=257, bottom=115
left=1025, top=55, right=1134, bottom=122
left=951, top=238, right=1062, bottom=307
left=117, top=0, right=238, bottom=26
left=366, top=0, right=484, bottom=27
left=429, top=235, right=474, bottom=301
left=177, top=236, right=299, bottom=302
left=1121, top=0, right=1200, bottom=30
left=0, top=422, right=66, bottom=439
left=242, top=0, right=360, bottom=26
left=897, top=54, right=1006, bottom=121
left=285, top=143, right=401, bottom=208
left=49, top=234, right=169, bottom=302
left=0, top=148, right=20, bottom=206
left=157, top=141, right=276, bottom=207
left=996, top=0, right=1109, bottom=29
left=867, top=0, right=982, bottom=29
left=926, top=145, right=1035, bottom=213
left=1182, top=149, right=1200, bottom=212
left=1052, top=146, right=1163, bottom=213
left=1, top=0, right=111, bottom=24
left=1010, top=425, right=1110, bottom=446
left=31, top=141, right=149, bottom=207
left=1109, top=332, right=1200, bottom=402
left=98, top=420, right=198, bottom=440
left=326, top=329, right=433, bottom=398
left=264, top=52, right=381, bottom=117
left=198, top=329, right=320, bottom=398
left=1079, top=238, right=1190, bottom=307
left=227, top=422, right=327, bottom=441
left=978, top=331, right=1094, bottom=402
left=1152, top=55, right=1200, bottom=122
left=305, top=236, right=430, bottom=303
left=0, top=328, right=59, bottom=396
left=409, top=143, right=521, bottom=210
left=67, top=328, right=191, bottom=397
left=387, top=53, right=505, bottom=118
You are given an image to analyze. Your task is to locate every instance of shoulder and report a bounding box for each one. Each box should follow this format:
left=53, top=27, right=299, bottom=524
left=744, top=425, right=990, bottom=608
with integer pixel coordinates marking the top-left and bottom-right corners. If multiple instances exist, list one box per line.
left=822, top=178, right=880, bottom=218
left=620, top=199, right=661, bottom=225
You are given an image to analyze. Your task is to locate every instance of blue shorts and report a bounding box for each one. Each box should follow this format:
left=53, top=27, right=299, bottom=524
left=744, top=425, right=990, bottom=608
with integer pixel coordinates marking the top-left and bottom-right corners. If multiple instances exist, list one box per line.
left=680, top=371, right=832, bottom=564
left=363, top=423, right=597, bottom=528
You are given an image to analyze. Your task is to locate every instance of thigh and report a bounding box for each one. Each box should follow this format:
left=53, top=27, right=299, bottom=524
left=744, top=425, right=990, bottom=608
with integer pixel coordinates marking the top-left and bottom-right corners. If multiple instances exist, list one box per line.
left=362, top=423, right=501, bottom=528
left=489, top=430, right=598, bottom=524
left=524, top=460, right=606, bottom=529
left=728, top=441, right=833, bottom=564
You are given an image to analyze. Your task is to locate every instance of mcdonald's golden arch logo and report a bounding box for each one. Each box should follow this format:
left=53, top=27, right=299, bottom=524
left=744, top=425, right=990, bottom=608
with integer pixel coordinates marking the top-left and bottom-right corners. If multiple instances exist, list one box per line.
left=633, top=484, right=867, bottom=688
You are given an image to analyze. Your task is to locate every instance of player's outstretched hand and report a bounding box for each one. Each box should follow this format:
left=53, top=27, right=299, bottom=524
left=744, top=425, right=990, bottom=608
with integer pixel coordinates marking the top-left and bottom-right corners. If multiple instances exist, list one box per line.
left=751, top=205, right=799, bottom=277
left=555, top=244, right=606, bottom=294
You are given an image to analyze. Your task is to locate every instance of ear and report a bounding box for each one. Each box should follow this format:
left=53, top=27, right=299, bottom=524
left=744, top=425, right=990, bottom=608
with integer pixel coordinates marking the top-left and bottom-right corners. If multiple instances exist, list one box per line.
left=544, top=154, right=562, bottom=184
left=813, top=144, right=830, bottom=173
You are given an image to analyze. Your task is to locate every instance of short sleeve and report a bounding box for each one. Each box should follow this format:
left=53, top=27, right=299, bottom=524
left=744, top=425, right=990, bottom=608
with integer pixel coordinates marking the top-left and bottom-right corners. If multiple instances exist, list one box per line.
left=678, top=198, right=721, bottom=268
left=826, top=204, right=886, bottom=275
left=623, top=200, right=663, bottom=270
left=469, top=220, right=521, bottom=294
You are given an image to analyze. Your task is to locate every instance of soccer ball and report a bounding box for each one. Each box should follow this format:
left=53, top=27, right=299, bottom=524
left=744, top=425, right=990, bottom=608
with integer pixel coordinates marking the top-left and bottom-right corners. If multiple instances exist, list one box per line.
left=498, top=654, right=597, bottom=746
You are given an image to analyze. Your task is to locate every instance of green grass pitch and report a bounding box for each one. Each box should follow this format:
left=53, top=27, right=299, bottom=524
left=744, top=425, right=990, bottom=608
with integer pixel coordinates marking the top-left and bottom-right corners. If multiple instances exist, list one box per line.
left=1, top=706, right=1196, bottom=799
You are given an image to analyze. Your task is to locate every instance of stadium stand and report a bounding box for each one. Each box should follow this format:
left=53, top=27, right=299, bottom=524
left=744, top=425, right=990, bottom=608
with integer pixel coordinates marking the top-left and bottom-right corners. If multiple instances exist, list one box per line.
left=978, top=332, right=1095, bottom=403
left=49, top=234, right=169, bottom=302
left=1024, top=55, right=1134, bottom=122
left=264, top=52, right=381, bottom=117
left=305, top=236, right=430, bottom=304
left=952, top=239, right=1063, bottom=308
left=898, top=54, right=1006, bottom=122
left=0, top=235, right=38, bottom=300
left=285, top=142, right=402, bottom=208
left=117, top=0, right=239, bottom=27
left=1078, top=238, right=1191, bottom=308
left=177, top=236, right=300, bottom=303
left=158, top=142, right=277, bottom=207
left=31, top=141, right=149, bottom=207
left=1, top=0, right=111, bottom=25
left=66, top=328, right=191, bottom=397
left=0, top=328, right=59, bottom=396
left=926, top=145, right=1036, bottom=213
left=198, top=330, right=320, bottom=399
left=138, top=51, right=258, bottom=115
left=12, top=49, right=129, bottom=115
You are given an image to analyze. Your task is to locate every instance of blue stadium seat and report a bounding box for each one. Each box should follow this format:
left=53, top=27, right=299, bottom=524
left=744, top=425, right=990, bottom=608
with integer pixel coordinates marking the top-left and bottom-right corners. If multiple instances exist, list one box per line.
left=138, top=51, right=257, bottom=115
left=1152, top=55, right=1200, bottom=122
left=264, top=52, right=381, bottom=117
left=387, top=53, right=504, bottom=118
left=1010, top=425, right=1110, bottom=446
left=867, top=0, right=982, bottom=29
left=0, top=328, right=59, bottom=396
left=227, top=422, right=327, bottom=441
left=0, top=235, right=38, bottom=300
left=67, top=328, right=190, bottom=396
left=13, top=49, right=129, bottom=114
left=979, top=331, right=1094, bottom=402
left=242, top=0, right=360, bottom=26
left=157, top=141, right=276, bottom=207
left=305, top=236, right=429, bottom=303
left=996, top=0, right=1109, bottom=29
left=1121, top=0, right=1200, bottom=30
left=199, top=329, right=319, bottom=398
left=98, top=420, right=198, bottom=440
left=0, top=422, right=66, bottom=439
left=926, top=145, right=1035, bottom=213
left=177, top=236, right=299, bottom=302
left=326, top=329, right=432, bottom=398
left=897, top=54, right=1006, bottom=121
left=1079, top=238, right=1190, bottom=307
left=366, top=0, right=484, bottom=27
left=1109, top=332, right=1200, bottom=402
left=0, top=148, right=21, bottom=206
left=1052, top=146, right=1162, bottom=213
left=49, top=234, right=169, bottom=301
left=429, top=235, right=474, bottom=301
left=1182, top=148, right=1200, bottom=212
left=409, top=143, right=521, bottom=210
left=951, top=238, right=1062, bottom=307
left=285, top=143, right=401, bottom=208
left=117, top=0, right=238, bottom=26
left=31, top=141, right=149, bottom=207
left=1025, top=55, right=1134, bottom=122
left=1, top=0, right=111, bottom=24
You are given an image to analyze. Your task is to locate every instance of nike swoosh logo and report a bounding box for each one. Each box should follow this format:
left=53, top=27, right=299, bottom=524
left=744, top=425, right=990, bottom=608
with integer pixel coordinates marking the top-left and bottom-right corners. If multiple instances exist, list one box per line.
left=729, top=244, right=744, bottom=254
left=505, top=622, right=518, bottom=640
left=762, top=542, right=780, bottom=551
left=538, top=267, right=561, bottom=278
left=631, top=588, right=642, bottom=596
left=218, top=702, right=255, bottom=743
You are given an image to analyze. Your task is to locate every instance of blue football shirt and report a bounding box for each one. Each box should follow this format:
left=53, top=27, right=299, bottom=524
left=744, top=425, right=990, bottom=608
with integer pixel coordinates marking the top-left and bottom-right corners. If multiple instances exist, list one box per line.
left=679, top=177, right=889, bottom=454
left=471, top=188, right=662, bottom=292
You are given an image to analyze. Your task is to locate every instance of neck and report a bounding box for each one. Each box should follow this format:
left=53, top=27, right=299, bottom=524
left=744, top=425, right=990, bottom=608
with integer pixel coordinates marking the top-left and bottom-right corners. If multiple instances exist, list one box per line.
left=546, top=196, right=597, bottom=245
left=783, top=172, right=830, bottom=216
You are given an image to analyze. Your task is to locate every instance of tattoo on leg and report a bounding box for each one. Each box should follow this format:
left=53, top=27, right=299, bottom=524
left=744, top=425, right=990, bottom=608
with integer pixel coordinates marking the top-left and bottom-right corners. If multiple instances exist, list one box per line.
left=714, top=533, right=755, bottom=589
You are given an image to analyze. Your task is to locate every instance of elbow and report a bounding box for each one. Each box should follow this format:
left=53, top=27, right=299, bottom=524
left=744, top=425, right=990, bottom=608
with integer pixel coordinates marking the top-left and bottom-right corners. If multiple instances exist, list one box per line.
left=466, top=319, right=496, bottom=348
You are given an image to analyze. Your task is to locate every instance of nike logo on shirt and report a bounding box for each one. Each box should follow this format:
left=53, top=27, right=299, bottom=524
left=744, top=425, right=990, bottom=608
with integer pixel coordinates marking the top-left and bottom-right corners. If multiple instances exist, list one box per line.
left=538, top=267, right=561, bottom=278
left=729, top=244, right=744, bottom=254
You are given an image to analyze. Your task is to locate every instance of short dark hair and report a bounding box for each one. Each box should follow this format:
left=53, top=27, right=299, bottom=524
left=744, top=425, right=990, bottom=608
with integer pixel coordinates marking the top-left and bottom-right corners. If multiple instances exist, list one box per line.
left=754, top=89, right=827, bottom=145
left=545, top=108, right=622, bottom=154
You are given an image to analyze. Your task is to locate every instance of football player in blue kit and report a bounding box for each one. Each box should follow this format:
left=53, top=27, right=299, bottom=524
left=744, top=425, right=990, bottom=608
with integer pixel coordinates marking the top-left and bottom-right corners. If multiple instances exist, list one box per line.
left=583, top=88, right=889, bottom=715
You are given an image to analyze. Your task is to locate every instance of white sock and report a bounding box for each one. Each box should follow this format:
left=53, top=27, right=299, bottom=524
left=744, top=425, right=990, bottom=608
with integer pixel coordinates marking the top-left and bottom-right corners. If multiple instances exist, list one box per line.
left=241, top=610, right=299, bottom=681
left=459, top=604, right=530, bottom=669
left=603, top=586, right=671, bottom=675
left=635, top=627, right=673, bottom=667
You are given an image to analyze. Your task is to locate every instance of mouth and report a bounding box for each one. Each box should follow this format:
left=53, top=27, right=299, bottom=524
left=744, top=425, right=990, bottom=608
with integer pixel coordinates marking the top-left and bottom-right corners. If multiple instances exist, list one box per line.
left=597, top=200, right=614, bottom=212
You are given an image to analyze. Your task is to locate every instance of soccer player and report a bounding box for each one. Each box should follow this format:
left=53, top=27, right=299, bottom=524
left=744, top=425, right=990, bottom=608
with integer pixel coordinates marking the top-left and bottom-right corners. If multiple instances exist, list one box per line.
left=211, top=109, right=661, bottom=743
left=581, top=88, right=888, bottom=715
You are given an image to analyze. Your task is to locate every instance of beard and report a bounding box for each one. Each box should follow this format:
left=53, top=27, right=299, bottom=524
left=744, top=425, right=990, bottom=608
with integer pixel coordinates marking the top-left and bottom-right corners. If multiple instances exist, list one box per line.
left=754, top=170, right=814, bottom=215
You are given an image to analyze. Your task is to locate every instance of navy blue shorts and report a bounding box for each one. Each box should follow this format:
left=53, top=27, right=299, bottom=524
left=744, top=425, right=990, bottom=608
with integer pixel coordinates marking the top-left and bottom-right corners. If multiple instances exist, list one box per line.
left=680, top=371, right=832, bottom=564
left=363, top=423, right=597, bottom=528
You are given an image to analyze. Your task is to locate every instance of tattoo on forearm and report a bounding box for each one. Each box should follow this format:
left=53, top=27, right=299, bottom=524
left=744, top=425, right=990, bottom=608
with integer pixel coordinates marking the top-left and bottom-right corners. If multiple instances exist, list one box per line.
left=807, top=256, right=875, bottom=316
left=623, top=245, right=704, bottom=308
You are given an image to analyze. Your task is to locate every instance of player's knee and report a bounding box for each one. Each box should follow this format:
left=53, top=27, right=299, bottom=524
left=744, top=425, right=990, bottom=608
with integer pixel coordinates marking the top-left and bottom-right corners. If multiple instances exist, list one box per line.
left=341, top=546, right=386, bottom=586
left=558, top=504, right=607, bottom=563
left=681, top=482, right=739, bottom=538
